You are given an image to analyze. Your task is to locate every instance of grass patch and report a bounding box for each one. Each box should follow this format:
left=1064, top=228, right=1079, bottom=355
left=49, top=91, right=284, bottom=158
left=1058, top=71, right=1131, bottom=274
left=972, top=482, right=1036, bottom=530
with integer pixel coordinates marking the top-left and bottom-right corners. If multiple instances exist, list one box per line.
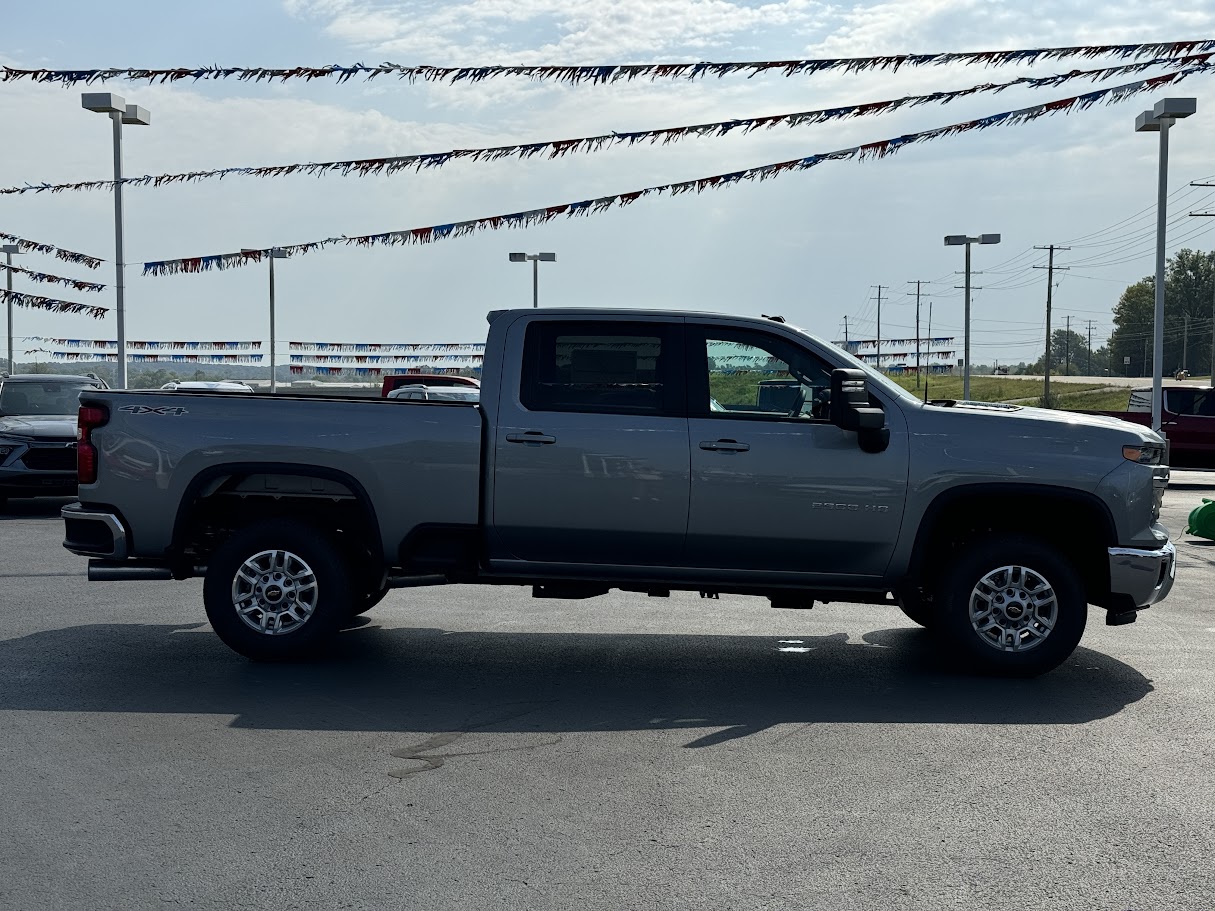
left=1053, top=388, right=1134, bottom=411
left=887, top=375, right=1106, bottom=404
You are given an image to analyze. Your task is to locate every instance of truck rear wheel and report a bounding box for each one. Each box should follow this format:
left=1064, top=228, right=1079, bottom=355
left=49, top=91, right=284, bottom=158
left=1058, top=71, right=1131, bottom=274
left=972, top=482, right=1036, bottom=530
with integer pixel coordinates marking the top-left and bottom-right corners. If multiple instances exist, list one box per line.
left=203, top=519, right=353, bottom=661
left=935, top=535, right=1087, bottom=677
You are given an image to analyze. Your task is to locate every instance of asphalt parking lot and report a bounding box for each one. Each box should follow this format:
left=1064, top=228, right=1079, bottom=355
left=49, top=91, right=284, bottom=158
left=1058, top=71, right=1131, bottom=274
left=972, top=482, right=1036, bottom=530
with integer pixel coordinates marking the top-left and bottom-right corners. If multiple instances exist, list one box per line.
left=2, top=477, right=1214, bottom=911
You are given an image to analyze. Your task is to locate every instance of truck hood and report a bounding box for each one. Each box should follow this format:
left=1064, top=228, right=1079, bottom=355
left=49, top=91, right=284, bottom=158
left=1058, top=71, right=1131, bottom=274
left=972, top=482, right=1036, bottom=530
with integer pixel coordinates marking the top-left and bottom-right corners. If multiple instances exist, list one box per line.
left=0, top=414, right=78, bottom=441
left=934, top=401, right=1164, bottom=444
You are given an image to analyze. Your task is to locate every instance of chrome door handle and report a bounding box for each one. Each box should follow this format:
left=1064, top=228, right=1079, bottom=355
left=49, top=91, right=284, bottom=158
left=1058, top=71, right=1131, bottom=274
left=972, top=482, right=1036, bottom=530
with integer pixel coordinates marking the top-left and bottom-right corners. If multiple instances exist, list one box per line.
left=699, top=439, right=750, bottom=452
left=506, top=432, right=556, bottom=444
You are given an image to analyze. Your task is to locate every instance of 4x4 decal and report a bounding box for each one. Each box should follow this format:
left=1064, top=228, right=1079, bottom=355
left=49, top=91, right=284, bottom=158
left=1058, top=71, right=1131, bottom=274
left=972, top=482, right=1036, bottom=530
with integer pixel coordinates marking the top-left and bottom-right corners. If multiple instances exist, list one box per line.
left=118, top=404, right=189, bottom=416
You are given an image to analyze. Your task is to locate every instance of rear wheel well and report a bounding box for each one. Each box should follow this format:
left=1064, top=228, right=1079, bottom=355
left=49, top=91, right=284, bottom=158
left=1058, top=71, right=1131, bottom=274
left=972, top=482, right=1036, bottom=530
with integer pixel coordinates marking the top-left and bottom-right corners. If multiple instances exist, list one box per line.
left=172, top=470, right=383, bottom=582
left=907, top=489, right=1114, bottom=604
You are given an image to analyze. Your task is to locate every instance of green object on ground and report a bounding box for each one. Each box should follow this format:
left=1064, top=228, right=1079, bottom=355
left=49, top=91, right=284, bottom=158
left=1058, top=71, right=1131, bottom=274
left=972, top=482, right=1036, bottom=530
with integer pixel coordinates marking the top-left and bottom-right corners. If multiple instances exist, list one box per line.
left=1185, top=499, right=1215, bottom=540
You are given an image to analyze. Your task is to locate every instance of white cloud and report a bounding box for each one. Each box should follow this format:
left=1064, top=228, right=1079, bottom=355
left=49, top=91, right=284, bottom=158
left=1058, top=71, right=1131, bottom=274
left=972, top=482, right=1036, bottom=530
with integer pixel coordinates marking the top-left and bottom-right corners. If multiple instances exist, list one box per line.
left=287, top=0, right=830, bottom=61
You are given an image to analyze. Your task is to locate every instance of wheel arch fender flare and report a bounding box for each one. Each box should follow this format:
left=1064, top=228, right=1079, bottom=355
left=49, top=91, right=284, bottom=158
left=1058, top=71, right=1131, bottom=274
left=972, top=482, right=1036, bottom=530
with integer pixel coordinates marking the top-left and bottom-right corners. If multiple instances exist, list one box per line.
left=170, top=461, right=384, bottom=560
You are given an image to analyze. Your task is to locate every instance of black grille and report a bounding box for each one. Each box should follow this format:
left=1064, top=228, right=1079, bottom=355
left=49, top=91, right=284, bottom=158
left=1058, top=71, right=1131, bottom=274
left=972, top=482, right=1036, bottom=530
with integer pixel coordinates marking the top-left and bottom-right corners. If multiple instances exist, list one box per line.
left=21, top=445, right=77, bottom=472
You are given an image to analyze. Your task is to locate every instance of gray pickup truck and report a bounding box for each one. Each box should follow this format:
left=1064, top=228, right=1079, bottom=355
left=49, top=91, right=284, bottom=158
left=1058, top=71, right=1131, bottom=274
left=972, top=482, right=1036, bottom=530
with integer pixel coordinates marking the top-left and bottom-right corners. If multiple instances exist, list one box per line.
left=63, top=309, right=1175, bottom=675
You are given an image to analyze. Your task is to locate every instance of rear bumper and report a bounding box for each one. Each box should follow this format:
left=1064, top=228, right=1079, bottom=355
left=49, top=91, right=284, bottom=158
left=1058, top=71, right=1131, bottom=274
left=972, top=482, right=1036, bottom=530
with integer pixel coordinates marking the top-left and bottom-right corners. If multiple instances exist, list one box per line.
left=1108, top=542, right=1176, bottom=608
left=62, top=503, right=128, bottom=559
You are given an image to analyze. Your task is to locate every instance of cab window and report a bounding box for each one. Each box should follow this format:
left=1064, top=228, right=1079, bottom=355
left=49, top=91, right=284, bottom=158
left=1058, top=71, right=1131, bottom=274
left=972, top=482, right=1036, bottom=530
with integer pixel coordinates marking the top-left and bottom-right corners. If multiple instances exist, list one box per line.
left=690, top=326, right=836, bottom=420
left=520, top=321, right=682, bottom=416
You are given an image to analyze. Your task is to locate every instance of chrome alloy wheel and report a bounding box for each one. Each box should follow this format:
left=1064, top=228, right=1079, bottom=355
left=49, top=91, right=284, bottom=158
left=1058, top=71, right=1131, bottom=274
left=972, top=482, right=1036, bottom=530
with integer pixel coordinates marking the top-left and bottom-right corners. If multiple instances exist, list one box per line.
left=231, top=549, right=319, bottom=636
left=969, top=564, right=1058, bottom=652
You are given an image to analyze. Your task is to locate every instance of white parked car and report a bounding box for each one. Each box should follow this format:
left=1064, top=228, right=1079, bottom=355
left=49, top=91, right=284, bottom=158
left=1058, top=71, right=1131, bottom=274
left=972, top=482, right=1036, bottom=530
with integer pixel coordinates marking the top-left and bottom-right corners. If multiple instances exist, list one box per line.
left=387, top=384, right=480, bottom=403
left=160, top=381, right=254, bottom=393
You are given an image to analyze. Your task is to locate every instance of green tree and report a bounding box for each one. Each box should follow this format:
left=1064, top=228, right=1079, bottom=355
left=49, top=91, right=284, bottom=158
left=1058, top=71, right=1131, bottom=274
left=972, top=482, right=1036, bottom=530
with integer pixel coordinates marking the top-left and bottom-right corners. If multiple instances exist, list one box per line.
left=1029, top=328, right=1094, bottom=375
left=1109, top=249, right=1215, bottom=377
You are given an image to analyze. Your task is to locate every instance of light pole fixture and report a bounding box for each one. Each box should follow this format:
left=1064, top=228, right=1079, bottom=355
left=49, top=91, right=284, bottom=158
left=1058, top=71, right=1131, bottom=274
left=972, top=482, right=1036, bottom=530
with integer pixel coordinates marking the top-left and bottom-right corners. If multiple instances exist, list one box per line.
left=509, top=252, right=556, bottom=308
left=1136, top=96, right=1197, bottom=432
left=2, top=243, right=21, bottom=375
left=82, top=92, right=151, bottom=389
left=243, top=248, right=289, bottom=392
left=944, top=232, right=1000, bottom=401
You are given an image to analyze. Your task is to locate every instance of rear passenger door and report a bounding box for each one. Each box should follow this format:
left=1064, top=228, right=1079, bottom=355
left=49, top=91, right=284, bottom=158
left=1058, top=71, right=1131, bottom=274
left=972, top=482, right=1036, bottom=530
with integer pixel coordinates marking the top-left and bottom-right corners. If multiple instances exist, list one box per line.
left=489, top=318, right=690, bottom=568
left=1164, top=388, right=1215, bottom=458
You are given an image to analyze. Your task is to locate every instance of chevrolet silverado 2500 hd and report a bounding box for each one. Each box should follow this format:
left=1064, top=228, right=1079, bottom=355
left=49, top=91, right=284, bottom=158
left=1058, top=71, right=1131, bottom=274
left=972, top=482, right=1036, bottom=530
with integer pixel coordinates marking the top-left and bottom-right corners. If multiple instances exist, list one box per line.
left=62, top=309, right=1175, bottom=675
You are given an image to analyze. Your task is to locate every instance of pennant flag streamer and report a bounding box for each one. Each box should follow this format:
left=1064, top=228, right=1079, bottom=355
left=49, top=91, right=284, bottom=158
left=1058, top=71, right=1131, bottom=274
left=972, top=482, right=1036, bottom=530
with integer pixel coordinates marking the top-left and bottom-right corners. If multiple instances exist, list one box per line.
left=4, top=55, right=1208, bottom=197
left=0, top=231, right=104, bottom=269
left=0, top=289, right=108, bottom=318
left=290, top=365, right=477, bottom=377
left=143, top=71, right=1208, bottom=278
left=3, top=40, right=1213, bottom=86
left=290, top=354, right=483, bottom=364
left=288, top=342, right=484, bottom=353
left=50, top=352, right=266, bottom=361
left=0, top=263, right=105, bottom=291
left=28, top=337, right=262, bottom=350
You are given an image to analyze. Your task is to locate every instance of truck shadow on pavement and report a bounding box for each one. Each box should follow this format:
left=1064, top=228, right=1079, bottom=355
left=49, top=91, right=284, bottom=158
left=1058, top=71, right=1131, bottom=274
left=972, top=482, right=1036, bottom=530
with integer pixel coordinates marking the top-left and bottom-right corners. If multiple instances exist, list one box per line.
left=0, top=619, right=1154, bottom=748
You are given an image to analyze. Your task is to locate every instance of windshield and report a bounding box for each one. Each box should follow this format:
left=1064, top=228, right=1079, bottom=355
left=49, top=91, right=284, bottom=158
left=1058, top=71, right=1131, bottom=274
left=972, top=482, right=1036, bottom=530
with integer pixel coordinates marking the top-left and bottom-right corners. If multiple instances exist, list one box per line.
left=786, top=326, right=922, bottom=405
left=0, top=381, right=94, bottom=417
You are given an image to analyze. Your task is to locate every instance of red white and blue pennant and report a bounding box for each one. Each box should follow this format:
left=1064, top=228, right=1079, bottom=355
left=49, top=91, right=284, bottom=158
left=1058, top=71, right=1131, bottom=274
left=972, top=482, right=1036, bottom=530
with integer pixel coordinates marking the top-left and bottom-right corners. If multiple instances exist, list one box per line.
left=0, top=289, right=108, bottom=318
left=142, top=72, right=1208, bottom=277
left=3, top=40, right=1212, bottom=86
left=3, top=56, right=1209, bottom=197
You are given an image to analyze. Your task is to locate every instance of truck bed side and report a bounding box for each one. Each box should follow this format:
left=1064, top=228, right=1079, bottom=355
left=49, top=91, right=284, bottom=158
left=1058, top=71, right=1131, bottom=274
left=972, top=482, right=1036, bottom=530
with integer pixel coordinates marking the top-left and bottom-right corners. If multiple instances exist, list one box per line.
left=77, top=390, right=483, bottom=564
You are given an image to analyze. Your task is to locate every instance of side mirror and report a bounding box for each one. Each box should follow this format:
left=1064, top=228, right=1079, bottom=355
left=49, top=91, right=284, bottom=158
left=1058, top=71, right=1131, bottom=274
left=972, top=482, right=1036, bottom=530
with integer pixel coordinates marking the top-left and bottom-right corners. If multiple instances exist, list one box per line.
left=830, top=369, right=884, bottom=431
left=829, top=369, right=889, bottom=453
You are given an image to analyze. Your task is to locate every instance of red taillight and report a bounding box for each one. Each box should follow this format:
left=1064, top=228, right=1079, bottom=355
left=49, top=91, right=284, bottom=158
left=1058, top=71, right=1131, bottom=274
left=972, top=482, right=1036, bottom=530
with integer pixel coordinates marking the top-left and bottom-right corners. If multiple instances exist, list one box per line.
left=77, top=405, right=109, bottom=484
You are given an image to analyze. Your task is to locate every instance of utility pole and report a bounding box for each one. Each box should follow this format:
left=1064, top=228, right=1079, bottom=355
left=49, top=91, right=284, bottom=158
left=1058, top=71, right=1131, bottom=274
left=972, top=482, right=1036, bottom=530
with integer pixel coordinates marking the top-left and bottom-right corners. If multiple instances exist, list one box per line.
left=1186, top=184, right=1215, bottom=380
left=1184, top=314, right=1190, bottom=374
left=924, top=300, right=933, bottom=403
left=1033, top=245, right=1069, bottom=405
left=1086, top=320, right=1095, bottom=375
left=843, top=316, right=849, bottom=345
left=907, top=280, right=927, bottom=388
left=873, top=285, right=888, bottom=372
left=1065, top=315, right=1071, bottom=376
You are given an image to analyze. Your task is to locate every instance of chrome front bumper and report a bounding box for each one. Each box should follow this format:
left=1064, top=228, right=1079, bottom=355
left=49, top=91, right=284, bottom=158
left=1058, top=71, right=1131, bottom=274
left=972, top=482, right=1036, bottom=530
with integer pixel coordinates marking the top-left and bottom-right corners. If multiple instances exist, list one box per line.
left=1108, top=542, right=1176, bottom=608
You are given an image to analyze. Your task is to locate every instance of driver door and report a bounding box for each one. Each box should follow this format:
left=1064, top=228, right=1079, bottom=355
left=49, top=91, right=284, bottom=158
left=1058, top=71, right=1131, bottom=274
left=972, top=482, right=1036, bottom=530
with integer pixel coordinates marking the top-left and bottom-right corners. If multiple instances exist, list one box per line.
left=684, top=322, right=908, bottom=579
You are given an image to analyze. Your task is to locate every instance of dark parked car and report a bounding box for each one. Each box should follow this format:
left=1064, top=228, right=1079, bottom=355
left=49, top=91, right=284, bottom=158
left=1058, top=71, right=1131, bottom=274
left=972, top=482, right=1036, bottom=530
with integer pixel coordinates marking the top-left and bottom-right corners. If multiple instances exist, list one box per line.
left=0, top=373, right=106, bottom=506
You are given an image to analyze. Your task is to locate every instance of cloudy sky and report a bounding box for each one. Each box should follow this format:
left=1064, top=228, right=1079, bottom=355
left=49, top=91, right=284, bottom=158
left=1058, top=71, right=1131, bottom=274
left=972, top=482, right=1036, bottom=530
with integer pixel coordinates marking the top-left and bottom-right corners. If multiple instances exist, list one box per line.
left=4, top=0, right=1215, bottom=369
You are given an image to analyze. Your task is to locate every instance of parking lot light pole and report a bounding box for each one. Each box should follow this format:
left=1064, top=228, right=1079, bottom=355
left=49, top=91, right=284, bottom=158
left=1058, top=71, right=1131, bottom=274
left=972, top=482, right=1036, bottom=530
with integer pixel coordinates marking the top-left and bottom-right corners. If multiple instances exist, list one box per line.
left=1136, top=97, right=1197, bottom=432
left=509, top=252, right=556, bottom=307
left=2, top=244, right=21, bottom=374
left=82, top=92, right=151, bottom=389
left=944, top=233, right=1000, bottom=400
left=243, top=248, right=289, bottom=392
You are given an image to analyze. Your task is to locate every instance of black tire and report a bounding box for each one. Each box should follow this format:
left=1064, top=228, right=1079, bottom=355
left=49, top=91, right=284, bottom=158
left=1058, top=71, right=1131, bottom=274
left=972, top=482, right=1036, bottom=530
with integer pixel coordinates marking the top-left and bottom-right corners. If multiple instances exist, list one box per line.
left=897, top=592, right=936, bottom=629
left=203, top=519, right=353, bottom=661
left=352, top=584, right=391, bottom=616
left=935, top=535, right=1087, bottom=677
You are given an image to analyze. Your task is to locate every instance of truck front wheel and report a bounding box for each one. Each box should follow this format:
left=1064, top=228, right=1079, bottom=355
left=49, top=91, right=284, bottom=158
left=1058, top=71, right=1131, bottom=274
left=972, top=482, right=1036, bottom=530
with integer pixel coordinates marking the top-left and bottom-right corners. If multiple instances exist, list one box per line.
left=203, top=519, right=353, bottom=661
left=935, top=535, right=1087, bottom=677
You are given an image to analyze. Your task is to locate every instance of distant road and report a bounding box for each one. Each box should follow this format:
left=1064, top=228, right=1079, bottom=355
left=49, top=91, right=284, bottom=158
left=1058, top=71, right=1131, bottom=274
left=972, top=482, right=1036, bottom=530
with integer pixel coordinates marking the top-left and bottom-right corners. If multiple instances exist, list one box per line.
left=1002, top=375, right=1209, bottom=388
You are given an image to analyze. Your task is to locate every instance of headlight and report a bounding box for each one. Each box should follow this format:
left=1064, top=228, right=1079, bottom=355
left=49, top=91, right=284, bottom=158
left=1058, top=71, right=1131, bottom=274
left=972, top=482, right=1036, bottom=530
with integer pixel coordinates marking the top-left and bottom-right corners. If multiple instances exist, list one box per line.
left=1123, top=444, right=1164, bottom=465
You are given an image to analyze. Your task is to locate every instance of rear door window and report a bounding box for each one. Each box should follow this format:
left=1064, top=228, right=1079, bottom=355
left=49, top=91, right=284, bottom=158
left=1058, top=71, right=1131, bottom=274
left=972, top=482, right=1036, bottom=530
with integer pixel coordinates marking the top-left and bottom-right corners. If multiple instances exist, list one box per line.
left=520, top=321, right=683, bottom=416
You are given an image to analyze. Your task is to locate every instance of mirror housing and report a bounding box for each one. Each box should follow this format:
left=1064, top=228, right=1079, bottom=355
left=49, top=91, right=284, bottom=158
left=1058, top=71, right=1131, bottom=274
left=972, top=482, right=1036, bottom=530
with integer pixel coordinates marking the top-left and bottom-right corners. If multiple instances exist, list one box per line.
left=830, top=369, right=884, bottom=431
left=829, top=369, right=889, bottom=453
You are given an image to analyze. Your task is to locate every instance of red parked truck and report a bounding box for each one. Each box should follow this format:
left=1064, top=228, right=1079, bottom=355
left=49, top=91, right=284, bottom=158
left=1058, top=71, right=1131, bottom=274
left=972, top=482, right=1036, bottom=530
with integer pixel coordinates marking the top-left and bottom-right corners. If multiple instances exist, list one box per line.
left=1079, top=385, right=1215, bottom=467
